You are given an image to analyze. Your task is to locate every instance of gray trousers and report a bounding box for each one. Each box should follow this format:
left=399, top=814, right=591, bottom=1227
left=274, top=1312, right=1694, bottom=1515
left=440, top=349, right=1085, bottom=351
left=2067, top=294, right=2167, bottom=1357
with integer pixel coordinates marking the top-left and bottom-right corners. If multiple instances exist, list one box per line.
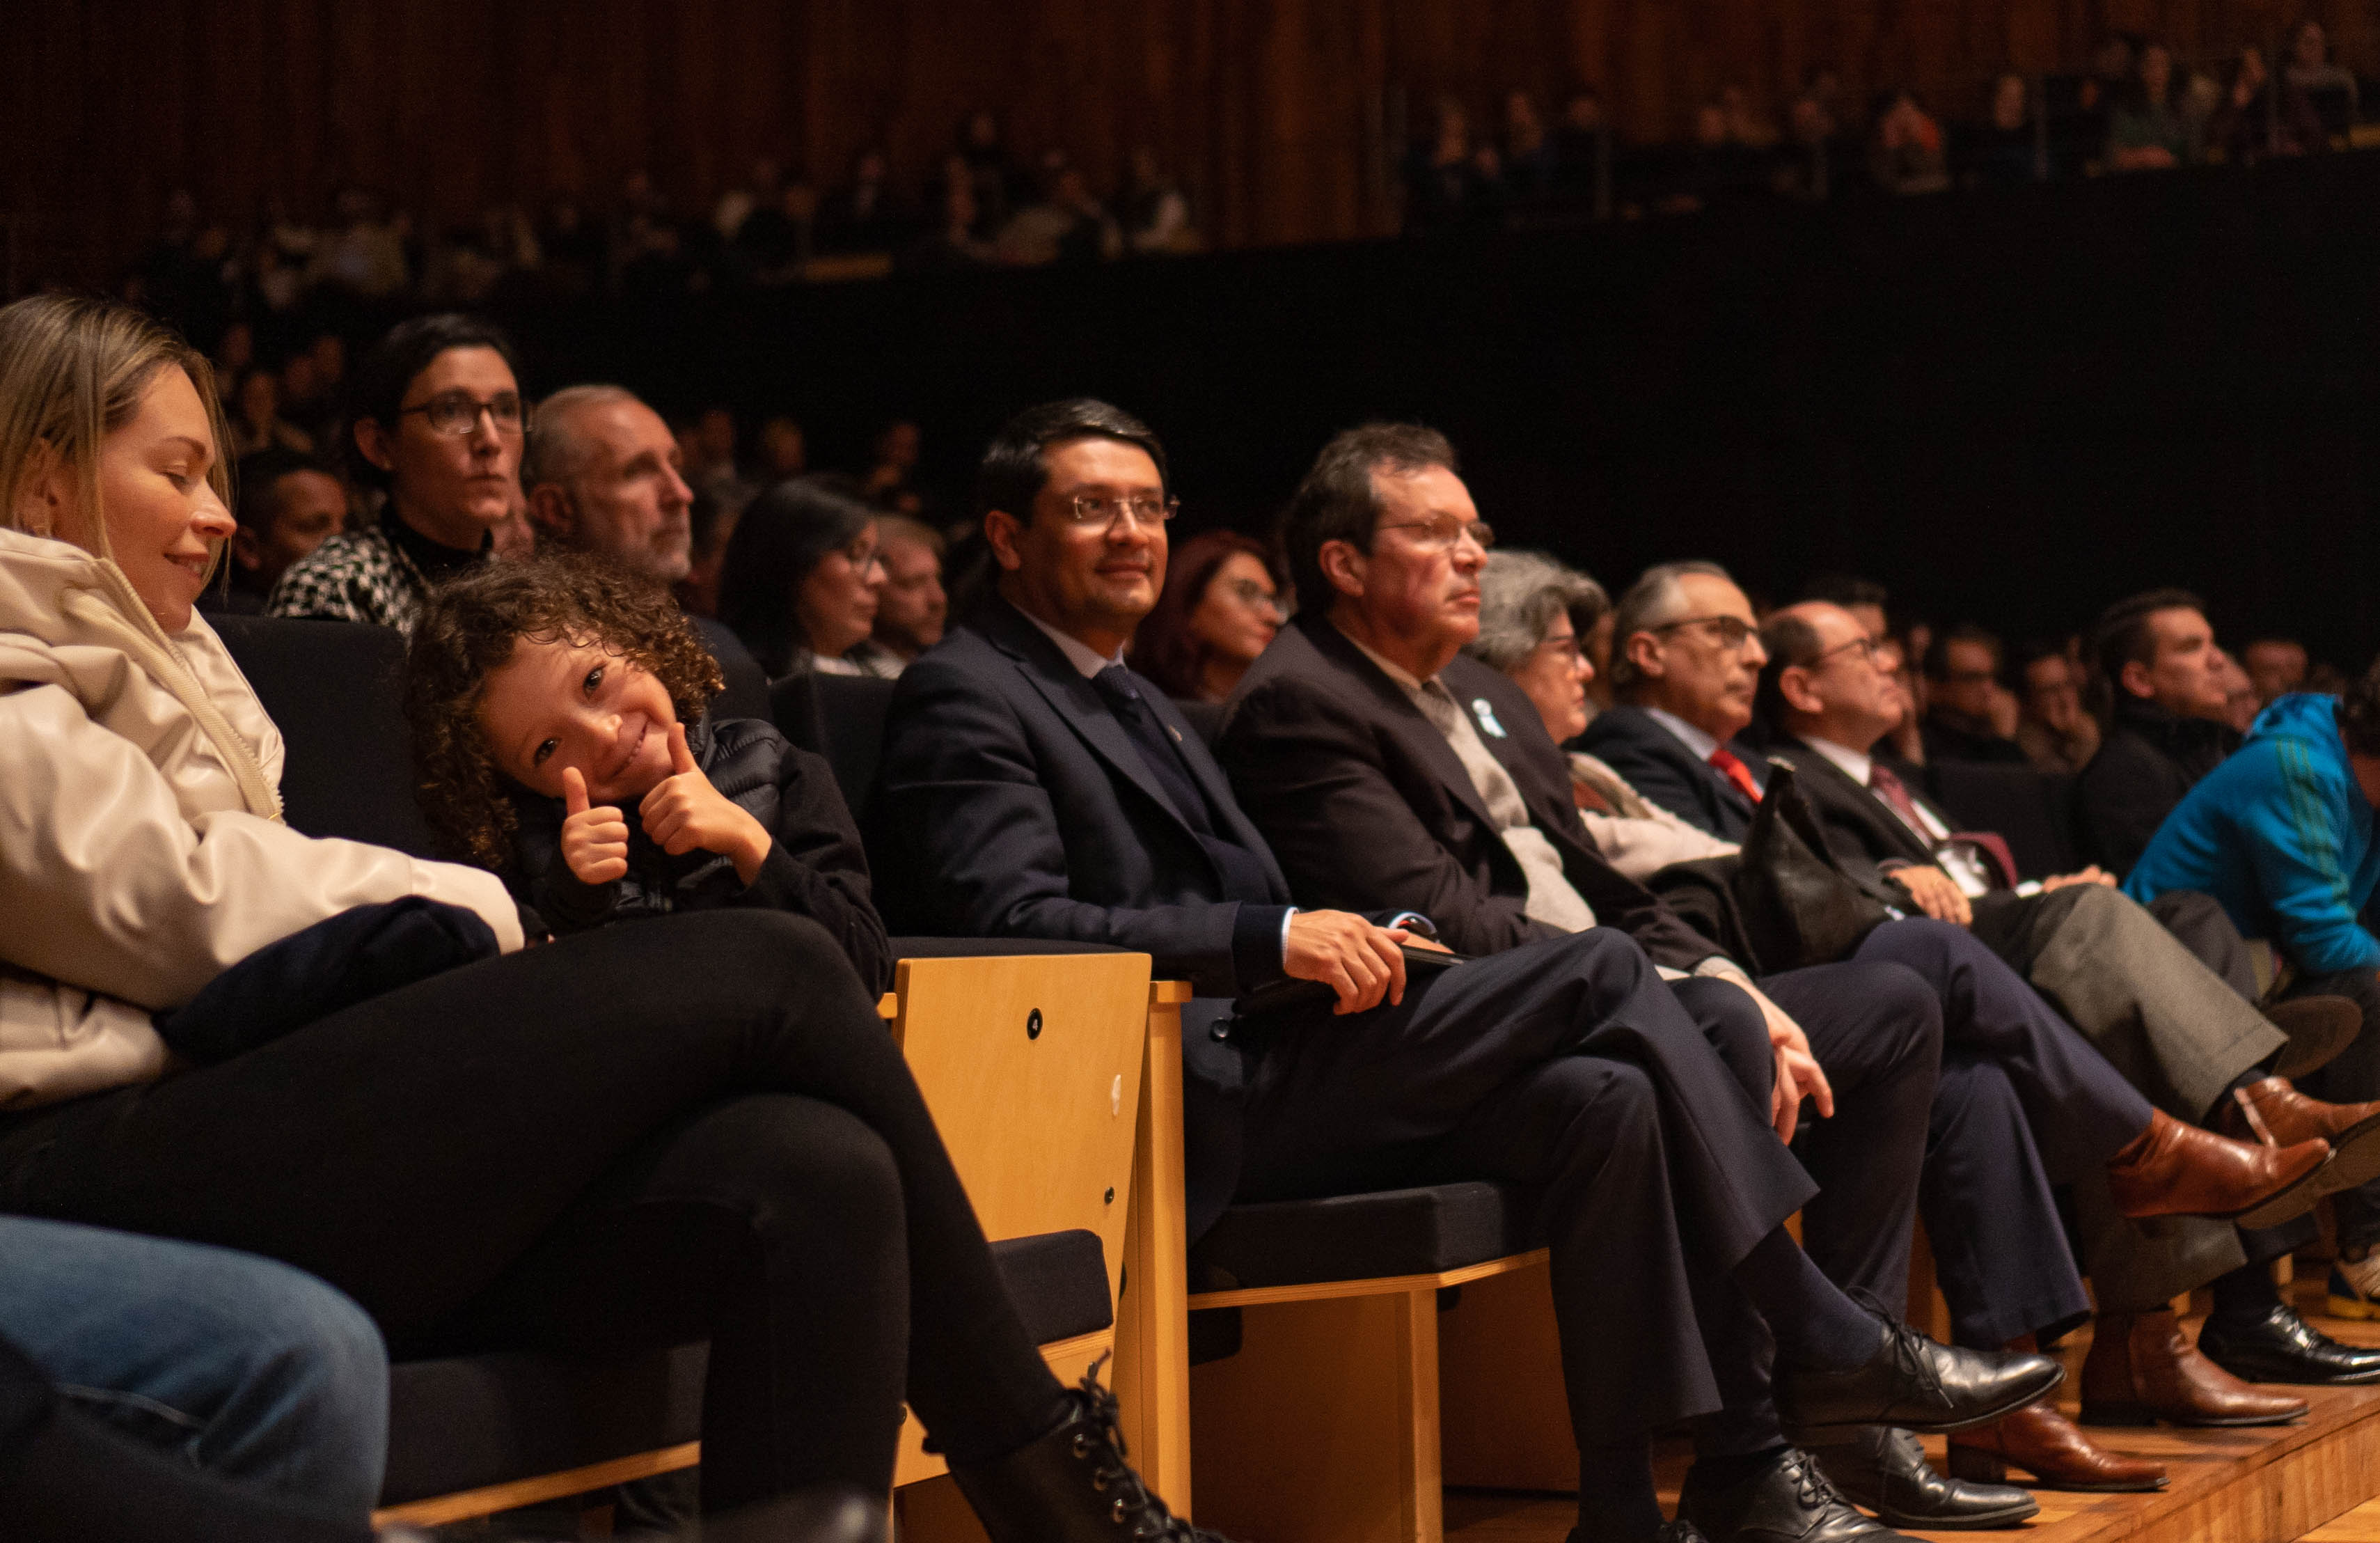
left=1970, top=885, right=2288, bottom=1312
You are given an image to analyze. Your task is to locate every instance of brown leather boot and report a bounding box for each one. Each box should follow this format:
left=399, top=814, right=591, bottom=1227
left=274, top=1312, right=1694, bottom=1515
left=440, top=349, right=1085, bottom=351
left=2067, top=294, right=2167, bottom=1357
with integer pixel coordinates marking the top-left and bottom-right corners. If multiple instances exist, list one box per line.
left=1946, top=1338, right=2166, bottom=1491
left=2079, top=1310, right=2308, bottom=1427
left=2214, top=1076, right=2380, bottom=1200
left=2103, top=1108, right=2329, bottom=1228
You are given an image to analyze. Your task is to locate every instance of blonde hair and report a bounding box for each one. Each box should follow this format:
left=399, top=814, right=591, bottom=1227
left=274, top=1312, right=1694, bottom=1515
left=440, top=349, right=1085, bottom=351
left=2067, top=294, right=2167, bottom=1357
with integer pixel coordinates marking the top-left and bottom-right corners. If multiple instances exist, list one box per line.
left=0, top=294, right=233, bottom=572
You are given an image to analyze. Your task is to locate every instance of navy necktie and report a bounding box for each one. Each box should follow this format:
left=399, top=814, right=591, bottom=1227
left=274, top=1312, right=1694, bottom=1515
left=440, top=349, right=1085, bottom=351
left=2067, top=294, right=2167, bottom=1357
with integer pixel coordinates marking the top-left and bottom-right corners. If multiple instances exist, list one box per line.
left=1091, top=665, right=1277, bottom=904
left=1092, top=665, right=1214, bottom=833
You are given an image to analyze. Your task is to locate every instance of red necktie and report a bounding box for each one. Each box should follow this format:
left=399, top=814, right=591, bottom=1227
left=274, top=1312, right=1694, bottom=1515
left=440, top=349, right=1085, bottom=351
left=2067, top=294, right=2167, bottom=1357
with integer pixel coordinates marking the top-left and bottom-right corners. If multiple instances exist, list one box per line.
left=1868, top=761, right=1926, bottom=828
left=1708, top=747, right=1763, bottom=804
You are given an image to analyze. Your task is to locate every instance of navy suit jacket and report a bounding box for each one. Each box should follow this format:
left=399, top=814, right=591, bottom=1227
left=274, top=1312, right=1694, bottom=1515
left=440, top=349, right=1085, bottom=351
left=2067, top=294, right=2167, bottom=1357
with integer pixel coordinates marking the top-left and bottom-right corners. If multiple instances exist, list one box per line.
left=871, top=595, right=1304, bottom=1240
left=1577, top=703, right=1759, bottom=840
left=1217, top=616, right=1721, bottom=966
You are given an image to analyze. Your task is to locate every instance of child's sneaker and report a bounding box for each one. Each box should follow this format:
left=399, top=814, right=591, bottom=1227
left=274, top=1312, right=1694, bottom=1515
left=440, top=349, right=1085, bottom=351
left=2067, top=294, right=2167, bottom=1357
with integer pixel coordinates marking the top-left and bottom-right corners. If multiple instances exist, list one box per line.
left=2328, top=1251, right=2380, bottom=1320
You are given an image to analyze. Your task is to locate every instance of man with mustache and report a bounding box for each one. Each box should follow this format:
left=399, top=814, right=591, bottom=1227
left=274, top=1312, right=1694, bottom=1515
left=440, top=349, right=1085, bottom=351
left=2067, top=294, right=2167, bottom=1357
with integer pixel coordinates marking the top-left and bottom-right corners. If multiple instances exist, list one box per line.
left=875, top=400, right=2087, bottom=1543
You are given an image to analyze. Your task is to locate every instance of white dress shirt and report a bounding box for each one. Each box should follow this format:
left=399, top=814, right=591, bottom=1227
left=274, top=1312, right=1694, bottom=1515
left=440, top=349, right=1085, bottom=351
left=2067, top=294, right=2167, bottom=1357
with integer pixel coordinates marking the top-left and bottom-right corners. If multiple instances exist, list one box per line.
left=1799, top=735, right=1992, bottom=898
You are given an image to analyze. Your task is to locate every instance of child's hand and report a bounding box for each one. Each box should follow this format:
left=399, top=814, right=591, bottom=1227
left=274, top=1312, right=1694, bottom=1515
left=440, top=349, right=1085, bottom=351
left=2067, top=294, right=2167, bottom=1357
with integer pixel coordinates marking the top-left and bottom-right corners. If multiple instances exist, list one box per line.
left=639, top=723, right=773, bottom=884
left=560, top=766, right=631, bottom=886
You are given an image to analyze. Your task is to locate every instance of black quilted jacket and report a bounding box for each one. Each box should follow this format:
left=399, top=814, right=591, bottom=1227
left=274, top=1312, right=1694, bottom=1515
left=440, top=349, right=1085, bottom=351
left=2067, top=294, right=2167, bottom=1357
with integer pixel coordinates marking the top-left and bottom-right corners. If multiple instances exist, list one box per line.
left=508, top=714, right=892, bottom=992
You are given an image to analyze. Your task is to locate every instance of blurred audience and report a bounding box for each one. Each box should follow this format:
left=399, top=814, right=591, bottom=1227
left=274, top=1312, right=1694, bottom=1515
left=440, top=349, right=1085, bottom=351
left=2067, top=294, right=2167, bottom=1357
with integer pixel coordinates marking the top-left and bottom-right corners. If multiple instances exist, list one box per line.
left=2244, top=637, right=2310, bottom=705
left=228, top=366, right=315, bottom=457
left=204, top=448, right=349, bottom=614
left=2012, top=640, right=2102, bottom=774
left=1870, top=88, right=1952, bottom=194
left=717, top=473, right=886, bottom=678
left=869, top=515, right=949, bottom=672
left=1127, top=530, right=1284, bottom=702
left=1921, top=625, right=2028, bottom=764
left=2108, top=40, right=2198, bottom=171
left=104, top=29, right=2368, bottom=334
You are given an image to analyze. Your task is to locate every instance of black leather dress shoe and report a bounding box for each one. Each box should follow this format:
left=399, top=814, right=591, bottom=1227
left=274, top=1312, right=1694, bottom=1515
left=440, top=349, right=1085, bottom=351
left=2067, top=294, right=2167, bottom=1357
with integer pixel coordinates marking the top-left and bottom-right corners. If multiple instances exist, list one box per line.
left=1678, top=1448, right=1917, bottom=1543
left=1776, top=1315, right=2065, bottom=1442
left=2198, top=1302, right=2380, bottom=1386
left=1805, top=1427, right=2038, bottom=1530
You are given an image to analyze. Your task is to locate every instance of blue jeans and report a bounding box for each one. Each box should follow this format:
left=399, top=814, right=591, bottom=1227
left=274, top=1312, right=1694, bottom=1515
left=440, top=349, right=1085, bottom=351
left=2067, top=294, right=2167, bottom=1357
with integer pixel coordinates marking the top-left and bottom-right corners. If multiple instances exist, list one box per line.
left=0, top=1216, right=388, bottom=1514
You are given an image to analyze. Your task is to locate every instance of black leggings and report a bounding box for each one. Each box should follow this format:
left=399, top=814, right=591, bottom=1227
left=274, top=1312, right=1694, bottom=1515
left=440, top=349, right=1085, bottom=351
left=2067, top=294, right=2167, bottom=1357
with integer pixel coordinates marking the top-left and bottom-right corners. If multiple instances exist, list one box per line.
left=0, top=911, right=1065, bottom=1510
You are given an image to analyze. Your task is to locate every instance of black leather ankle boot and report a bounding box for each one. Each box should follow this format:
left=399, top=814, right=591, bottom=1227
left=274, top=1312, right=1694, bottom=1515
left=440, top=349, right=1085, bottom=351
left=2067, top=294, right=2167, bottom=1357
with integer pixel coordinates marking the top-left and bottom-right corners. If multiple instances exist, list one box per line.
left=949, top=1363, right=1236, bottom=1542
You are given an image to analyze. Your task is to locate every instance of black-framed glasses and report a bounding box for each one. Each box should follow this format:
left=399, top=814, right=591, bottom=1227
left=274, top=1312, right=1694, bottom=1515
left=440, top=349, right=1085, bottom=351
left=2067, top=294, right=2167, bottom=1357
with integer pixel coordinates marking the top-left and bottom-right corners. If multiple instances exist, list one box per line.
left=1064, top=492, right=1177, bottom=530
left=1804, top=635, right=1882, bottom=670
left=397, top=391, right=525, bottom=437
left=1650, top=613, right=1757, bottom=650
left=1378, top=515, right=1495, bottom=554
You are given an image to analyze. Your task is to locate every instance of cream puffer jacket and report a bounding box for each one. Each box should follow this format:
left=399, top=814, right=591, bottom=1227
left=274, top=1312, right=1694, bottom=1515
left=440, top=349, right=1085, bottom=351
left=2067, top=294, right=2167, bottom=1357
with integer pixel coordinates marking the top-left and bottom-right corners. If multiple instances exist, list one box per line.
left=0, top=526, right=522, bottom=1111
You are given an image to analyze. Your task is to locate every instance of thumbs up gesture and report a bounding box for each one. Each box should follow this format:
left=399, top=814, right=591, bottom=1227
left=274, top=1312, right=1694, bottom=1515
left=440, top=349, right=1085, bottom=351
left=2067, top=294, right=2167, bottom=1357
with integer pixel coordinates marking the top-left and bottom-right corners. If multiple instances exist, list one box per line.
left=638, top=721, right=773, bottom=884
left=559, top=765, right=631, bottom=886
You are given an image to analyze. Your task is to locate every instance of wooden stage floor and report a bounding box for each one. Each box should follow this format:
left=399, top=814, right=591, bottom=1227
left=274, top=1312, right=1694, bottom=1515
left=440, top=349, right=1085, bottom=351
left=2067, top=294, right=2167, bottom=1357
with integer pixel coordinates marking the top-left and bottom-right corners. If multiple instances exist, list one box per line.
left=1445, top=1280, right=2380, bottom=1543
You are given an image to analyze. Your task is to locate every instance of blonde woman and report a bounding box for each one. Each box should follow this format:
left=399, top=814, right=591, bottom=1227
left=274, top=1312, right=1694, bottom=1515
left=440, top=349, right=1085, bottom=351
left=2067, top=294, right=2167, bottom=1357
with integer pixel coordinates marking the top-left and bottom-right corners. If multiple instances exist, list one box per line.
left=0, top=295, right=1222, bottom=1543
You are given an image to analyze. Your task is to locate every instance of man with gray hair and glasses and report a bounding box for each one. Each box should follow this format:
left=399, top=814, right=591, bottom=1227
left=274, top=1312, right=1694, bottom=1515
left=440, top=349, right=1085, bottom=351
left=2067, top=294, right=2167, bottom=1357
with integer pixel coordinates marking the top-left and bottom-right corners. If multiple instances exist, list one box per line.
left=521, top=383, right=769, bottom=715
left=1579, top=561, right=1770, bottom=840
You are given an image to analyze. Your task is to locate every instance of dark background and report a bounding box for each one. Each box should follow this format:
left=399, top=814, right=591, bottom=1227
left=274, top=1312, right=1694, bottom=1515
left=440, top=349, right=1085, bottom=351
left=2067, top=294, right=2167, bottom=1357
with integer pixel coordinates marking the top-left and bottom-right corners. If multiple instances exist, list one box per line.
left=495, top=147, right=2380, bottom=666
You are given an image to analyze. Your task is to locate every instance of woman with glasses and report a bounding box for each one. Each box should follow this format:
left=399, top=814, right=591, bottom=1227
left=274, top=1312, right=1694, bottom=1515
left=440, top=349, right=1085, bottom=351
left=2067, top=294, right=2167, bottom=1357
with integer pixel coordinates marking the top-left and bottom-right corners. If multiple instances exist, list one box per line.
left=1466, top=550, right=1738, bottom=879
left=716, top=473, right=888, bottom=679
left=1127, top=529, right=1282, bottom=703
left=267, top=314, right=524, bottom=634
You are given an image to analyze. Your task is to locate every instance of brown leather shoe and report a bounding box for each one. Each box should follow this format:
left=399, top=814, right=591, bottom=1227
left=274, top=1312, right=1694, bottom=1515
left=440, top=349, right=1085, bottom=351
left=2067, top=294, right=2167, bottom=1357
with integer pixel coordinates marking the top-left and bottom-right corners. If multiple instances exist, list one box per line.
left=1947, top=1336, right=2167, bottom=1491
left=2214, top=1076, right=2380, bottom=1202
left=2103, top=1108, right=2329, bottom=1228
left=2079, top=1310, right=2309, bottom=1427
left=1948, top=1401, right=2168, bottom=1491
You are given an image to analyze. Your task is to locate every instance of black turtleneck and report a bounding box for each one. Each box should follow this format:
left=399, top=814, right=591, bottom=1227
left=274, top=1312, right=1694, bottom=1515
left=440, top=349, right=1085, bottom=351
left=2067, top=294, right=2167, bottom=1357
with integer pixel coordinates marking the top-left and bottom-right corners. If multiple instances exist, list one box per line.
left=383, top=507, right=489, bottom=586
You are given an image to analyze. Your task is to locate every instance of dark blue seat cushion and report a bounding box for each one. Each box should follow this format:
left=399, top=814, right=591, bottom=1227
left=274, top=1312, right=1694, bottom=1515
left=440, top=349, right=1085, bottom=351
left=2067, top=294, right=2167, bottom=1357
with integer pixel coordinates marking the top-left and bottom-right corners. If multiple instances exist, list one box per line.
left=1189, top=1181, right=1543, bottom=1293
left=212, top=615, right=439, bottom=859
left=380, top=1229, right=1110, bottom=1504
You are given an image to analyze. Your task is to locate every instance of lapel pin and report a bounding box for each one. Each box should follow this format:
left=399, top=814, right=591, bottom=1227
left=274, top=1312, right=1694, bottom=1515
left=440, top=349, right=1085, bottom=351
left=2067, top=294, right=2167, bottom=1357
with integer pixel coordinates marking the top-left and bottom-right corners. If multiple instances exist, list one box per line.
left=1471, top=698, right=1508, bottom=738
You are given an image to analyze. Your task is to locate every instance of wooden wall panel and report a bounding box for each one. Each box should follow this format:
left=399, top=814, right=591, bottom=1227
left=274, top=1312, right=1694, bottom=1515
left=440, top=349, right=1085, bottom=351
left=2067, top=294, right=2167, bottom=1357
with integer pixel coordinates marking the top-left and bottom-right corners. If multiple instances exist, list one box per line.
left=6, top=0, right=2380, bottom=289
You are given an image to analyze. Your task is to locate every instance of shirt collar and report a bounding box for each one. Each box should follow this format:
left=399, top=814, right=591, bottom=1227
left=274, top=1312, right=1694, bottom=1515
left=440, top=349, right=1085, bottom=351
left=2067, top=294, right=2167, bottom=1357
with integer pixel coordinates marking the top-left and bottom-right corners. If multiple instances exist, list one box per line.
left=1017, top=604, right=1126, bottom=680
left=1334, top=622, right=1429, bottom=695
left=1642, top=705, right=1720, bottom=762
left=1799, top=734, right=1873, bottom=787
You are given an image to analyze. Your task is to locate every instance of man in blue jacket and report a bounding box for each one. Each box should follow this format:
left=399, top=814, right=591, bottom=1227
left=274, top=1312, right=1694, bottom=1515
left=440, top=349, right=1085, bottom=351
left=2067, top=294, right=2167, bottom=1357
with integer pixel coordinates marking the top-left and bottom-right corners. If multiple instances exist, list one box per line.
left=2128, top=673, right=2380, bottom=1326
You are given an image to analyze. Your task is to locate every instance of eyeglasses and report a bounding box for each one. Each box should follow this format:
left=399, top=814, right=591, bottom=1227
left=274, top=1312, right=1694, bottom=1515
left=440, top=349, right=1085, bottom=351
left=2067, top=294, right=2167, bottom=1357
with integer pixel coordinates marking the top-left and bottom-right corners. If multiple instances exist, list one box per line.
left=1804, top=635, right=1882, bottom=670
left=1064, top=493, right=1178, bottom=531
left=1378, top=515, right=1495, bottom=554
left=1650, top=614, right=1758, bottom=650
left=397, top=391, right=526, bottom=437
left=1222, top=578, right=1284, bottom=614
left=1536, top=632, right=1589, bottom=666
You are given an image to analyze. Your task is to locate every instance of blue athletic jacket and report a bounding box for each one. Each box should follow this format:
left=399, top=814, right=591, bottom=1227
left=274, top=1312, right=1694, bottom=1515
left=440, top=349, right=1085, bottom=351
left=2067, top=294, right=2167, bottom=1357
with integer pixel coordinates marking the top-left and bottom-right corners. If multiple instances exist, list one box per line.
left=2123, top=693, right=2380, bottom=977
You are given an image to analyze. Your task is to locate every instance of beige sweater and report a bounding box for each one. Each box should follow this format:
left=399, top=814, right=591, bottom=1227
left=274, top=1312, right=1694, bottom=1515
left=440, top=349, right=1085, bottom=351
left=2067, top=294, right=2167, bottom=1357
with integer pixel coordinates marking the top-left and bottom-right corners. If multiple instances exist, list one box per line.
left=0, top=527, right=521, bottom=1111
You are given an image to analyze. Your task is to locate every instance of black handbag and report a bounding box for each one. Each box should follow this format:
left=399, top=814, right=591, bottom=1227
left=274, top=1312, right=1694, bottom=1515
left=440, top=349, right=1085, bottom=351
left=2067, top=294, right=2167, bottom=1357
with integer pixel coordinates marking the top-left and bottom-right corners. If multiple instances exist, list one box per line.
left=1731, top=758, right=1898, bottom=972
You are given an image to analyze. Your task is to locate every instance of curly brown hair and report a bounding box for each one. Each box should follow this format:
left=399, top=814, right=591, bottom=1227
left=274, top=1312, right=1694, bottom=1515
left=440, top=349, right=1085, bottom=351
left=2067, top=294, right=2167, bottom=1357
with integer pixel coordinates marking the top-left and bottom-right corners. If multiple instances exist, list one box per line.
left=404, top=553, right=725, bottom=871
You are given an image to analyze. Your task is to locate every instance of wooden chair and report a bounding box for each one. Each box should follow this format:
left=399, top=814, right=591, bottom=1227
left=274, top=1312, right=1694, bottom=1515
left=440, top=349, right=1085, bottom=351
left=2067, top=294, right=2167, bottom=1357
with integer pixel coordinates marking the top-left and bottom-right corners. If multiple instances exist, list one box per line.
left=205, top=617, right=1183, bottom=1529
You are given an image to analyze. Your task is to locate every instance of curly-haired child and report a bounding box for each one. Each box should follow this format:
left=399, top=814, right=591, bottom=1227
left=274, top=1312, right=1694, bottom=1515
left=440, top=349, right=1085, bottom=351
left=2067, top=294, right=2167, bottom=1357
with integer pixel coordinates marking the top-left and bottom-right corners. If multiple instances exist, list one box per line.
left=403, top=552, right=891, bottom=992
